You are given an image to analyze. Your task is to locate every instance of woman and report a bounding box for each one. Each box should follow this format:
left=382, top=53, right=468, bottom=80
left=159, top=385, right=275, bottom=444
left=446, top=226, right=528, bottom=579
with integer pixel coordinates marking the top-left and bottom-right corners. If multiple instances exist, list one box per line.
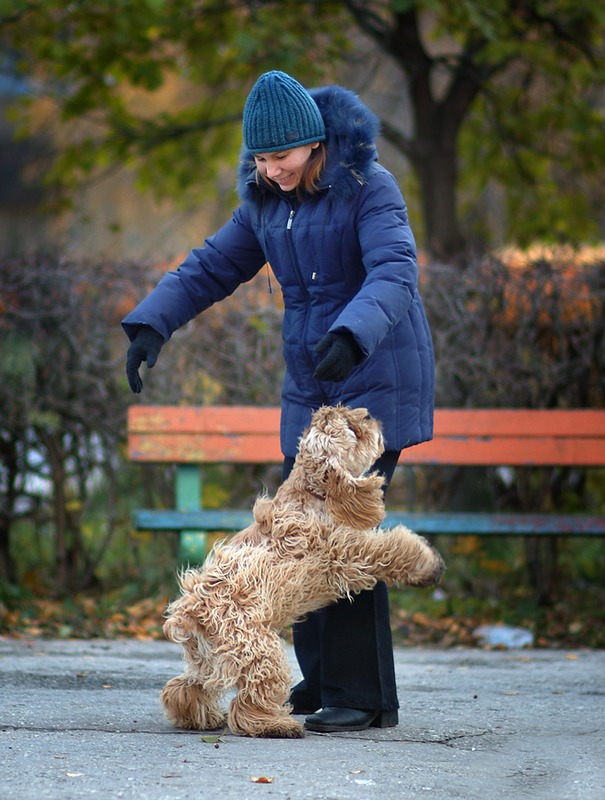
left=123, top=70, right=434, bottom=733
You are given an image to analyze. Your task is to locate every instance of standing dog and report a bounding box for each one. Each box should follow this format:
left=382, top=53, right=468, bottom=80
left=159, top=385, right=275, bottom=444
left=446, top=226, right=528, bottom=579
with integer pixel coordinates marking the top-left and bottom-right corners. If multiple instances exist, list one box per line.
left=161, top=405, right=445, bottom=738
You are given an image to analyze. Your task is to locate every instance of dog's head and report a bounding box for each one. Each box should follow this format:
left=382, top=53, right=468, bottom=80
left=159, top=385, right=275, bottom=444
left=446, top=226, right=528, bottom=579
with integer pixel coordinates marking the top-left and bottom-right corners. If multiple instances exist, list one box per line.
left=304, top=405, right=384, bottom=476
left=297, top=405, right=386, bottom=529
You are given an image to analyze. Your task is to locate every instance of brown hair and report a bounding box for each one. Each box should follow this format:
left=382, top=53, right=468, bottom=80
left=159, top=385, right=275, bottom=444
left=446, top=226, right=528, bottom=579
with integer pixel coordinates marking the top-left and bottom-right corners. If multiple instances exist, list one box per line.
left=256, top=143, right=327, bottom=200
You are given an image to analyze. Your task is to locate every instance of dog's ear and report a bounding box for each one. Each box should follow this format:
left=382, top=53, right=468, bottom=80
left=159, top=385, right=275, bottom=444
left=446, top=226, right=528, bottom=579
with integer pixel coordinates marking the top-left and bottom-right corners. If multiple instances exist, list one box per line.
left=325, top=466, right=386, bottom=529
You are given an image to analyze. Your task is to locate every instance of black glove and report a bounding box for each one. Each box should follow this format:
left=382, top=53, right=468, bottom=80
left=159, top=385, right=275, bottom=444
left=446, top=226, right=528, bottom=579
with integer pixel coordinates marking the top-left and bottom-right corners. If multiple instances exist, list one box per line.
left=313, top=330, right=362, bottom=382
left=126, top=325, right=164, bottom=393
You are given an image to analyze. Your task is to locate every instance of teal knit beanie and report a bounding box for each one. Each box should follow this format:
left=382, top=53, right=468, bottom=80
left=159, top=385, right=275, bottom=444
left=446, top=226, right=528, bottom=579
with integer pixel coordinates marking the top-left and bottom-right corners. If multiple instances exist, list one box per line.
left=243, top=70, right=326, bottom=154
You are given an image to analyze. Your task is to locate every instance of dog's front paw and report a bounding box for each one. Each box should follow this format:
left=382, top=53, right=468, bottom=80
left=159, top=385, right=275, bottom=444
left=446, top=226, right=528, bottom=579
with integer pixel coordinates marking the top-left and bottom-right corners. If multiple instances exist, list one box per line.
left=228, top=701, right=306, bottom=739
left=406, top=537, right=446, bottom=587
left=375, top=526, right=446, bottom=588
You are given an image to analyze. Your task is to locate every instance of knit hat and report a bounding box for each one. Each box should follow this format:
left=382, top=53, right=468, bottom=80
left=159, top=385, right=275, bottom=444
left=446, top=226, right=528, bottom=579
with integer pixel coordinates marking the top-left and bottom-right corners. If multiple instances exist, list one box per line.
left=243, top=70, right=326, bottom=154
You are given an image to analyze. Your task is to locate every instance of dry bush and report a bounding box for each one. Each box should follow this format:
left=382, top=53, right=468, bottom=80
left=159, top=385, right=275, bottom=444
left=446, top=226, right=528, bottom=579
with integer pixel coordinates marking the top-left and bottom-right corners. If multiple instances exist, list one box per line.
left=424, top=247, right=605, bottom=409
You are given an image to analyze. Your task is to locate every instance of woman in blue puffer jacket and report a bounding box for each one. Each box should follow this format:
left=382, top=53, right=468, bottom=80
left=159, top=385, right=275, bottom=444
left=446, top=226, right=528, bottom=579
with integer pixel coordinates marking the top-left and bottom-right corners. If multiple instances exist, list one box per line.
left=123, top=70, right=434, bottom=733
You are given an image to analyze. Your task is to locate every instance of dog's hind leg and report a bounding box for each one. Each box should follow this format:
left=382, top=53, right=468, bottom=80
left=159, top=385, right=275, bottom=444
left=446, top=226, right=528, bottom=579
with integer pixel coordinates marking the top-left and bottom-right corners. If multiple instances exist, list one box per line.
left=227, top=627, right=304, bottom=739
left=161, top=675, right=227, bottom=731
left=161, top=630, right=228, bottom=731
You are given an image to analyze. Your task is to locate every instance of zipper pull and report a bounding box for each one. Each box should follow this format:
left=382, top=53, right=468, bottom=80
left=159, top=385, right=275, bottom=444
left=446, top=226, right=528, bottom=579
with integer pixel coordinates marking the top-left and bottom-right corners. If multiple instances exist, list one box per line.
left=287, top=209, right=295, bottom=230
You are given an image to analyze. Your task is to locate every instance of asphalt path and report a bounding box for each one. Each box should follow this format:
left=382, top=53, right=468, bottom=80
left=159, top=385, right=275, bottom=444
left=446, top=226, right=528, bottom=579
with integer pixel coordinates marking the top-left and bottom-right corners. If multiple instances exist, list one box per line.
left=1, top=638, right=603, bottom=800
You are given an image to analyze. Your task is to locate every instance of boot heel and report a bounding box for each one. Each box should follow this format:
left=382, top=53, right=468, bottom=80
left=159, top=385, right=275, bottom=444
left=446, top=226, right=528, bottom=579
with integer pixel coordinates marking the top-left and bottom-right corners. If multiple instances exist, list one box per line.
left=371, top=709, right=399, bottom=728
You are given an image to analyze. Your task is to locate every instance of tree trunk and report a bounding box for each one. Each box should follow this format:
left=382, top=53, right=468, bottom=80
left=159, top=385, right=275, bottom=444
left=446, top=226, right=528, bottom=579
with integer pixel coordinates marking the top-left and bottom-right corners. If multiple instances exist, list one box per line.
left=414, top=136, right=465, bottom=260
left=376, top=8, right=485, bottom=259
left=0, top=519, right=17, bottom=585
left=382, top=113, right=466, bottom=260
left=0, top=435, right=19, bottom=584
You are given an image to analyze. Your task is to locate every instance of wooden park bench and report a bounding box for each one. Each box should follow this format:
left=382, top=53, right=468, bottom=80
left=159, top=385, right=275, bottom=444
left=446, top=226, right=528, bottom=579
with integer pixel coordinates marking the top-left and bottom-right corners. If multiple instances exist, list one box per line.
left=127, top=406, right=605, bottom=563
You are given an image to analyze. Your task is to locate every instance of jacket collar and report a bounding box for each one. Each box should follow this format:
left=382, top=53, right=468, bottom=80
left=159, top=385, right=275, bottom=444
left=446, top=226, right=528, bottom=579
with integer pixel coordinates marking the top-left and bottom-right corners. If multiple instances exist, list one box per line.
left=237, top=84, right=380, bottom=205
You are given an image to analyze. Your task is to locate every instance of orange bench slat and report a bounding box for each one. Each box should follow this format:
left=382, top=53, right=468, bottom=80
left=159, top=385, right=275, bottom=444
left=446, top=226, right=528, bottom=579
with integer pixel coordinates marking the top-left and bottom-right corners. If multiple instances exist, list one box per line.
left=434, top=409, right=605, bottom=437
left=128, top=433, right=283, bottom=463
left=128, top=405, right=280, bottom=434
left=127, top=406, right=605, bottom=466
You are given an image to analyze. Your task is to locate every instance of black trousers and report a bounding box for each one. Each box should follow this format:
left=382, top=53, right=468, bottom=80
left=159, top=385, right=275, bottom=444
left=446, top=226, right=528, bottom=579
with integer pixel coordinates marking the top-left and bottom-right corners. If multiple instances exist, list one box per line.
left=281, top=449, right=401, bottom=712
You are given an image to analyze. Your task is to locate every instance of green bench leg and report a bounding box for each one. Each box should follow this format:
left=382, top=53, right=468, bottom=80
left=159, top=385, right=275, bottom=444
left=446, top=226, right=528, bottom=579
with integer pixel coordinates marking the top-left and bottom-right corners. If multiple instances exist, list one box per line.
left=175, top=464, right=207, bottom=565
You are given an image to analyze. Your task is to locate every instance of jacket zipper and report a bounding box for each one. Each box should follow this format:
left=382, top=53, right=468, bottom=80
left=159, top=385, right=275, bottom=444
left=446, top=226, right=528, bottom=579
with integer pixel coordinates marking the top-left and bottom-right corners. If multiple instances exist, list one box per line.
left=284, top=203, right=308, bottom=294
left=287, top=200, right=320, bottom=282
left=283, top=200, right=316, bottom=375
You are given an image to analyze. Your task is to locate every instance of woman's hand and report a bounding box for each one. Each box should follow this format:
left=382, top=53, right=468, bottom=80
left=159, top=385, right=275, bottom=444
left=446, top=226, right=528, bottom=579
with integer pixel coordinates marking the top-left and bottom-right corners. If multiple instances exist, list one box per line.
left=126, top=325, right=164, bottom=393
left=313, top=330, right=362, bottom=382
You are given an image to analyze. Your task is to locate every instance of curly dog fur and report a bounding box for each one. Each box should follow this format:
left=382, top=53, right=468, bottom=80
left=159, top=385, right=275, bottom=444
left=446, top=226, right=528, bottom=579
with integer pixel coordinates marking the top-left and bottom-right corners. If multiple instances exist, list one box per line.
left=161, top=405, right=445, bottom=738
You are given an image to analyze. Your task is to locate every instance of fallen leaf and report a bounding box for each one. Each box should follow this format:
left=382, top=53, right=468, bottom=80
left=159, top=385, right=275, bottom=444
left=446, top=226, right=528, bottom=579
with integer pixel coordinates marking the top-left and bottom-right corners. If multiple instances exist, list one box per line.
left=250, top=776, right=274, bottom=783
left=201, top=735, right=225, bottom=744
left=566, top=654, right=579, bottom=660
left=350, top=770, right=365, bottom=774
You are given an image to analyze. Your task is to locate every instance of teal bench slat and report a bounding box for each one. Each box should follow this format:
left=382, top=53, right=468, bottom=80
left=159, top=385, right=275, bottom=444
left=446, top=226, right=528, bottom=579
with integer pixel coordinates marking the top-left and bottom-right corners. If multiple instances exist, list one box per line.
left=133, top=509, right=254, bottom=532
left=386, top=512, right=605, bottom=536
left=132, top=509, right=605, bottom=537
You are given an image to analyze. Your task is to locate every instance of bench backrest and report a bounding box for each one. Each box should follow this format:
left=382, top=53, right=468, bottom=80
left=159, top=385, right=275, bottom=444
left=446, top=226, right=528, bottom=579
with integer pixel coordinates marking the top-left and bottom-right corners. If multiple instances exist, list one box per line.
left=127, top=406, right=605, bottom=467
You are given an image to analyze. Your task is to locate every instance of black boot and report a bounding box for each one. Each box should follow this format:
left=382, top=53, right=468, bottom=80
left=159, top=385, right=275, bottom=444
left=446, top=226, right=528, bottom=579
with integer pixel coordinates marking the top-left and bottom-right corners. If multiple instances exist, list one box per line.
left=304, top=706, right=399, bottom=732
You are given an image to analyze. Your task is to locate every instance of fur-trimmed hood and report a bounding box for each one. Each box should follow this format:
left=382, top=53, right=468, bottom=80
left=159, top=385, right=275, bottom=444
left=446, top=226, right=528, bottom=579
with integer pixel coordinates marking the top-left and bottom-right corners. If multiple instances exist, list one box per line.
left=238, top=84, right=381, bottom=204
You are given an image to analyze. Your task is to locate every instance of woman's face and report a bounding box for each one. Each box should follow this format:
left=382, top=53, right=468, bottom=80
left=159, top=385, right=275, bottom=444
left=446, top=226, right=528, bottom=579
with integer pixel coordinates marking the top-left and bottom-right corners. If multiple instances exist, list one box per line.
left=254, top=143, right=319, bottom=191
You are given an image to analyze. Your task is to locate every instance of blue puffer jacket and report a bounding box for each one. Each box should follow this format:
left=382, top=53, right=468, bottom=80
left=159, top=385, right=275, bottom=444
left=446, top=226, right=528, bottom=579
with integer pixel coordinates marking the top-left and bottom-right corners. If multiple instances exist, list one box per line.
left=122, top=85, right=434, bottom=457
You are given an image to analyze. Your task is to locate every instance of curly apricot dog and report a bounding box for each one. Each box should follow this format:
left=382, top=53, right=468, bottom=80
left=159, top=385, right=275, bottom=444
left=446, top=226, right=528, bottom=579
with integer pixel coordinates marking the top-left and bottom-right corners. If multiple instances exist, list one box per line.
left=161, top=405, right=445, bottom=738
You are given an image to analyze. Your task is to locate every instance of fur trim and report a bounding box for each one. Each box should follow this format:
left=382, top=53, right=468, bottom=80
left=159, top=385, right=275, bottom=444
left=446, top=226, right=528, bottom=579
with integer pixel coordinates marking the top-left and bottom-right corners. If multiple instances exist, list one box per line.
left=238, top=84, right=380, bottom=204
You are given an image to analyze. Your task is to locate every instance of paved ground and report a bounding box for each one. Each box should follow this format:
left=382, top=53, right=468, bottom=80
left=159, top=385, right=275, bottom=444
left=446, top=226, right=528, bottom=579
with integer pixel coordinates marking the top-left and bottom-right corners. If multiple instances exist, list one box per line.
left=0, top=638, right=603, bottom=800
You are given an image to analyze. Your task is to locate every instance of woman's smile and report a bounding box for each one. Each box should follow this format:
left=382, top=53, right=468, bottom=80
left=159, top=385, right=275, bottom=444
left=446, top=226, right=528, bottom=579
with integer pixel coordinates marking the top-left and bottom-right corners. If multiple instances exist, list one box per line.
left=275, top=173, right=295, bottom=188
left=254, top=143, right=319, bottom=190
